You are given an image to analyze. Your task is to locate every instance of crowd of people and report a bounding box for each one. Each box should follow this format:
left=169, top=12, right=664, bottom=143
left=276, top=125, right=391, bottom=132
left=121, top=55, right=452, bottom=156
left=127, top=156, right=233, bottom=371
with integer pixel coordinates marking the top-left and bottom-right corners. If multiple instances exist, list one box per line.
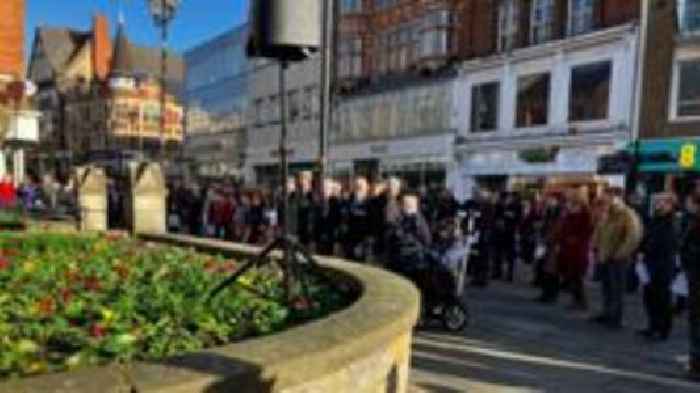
left=166, top=171, right=700, bottom=377
left=0, top=174, right=75, bottom=213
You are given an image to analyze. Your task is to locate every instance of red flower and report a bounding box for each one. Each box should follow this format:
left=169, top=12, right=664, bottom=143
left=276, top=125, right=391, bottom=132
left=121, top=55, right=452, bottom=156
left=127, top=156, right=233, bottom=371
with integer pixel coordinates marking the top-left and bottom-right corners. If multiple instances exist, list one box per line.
left=0, top=256, right=10, bottom=270
left=37, top=297, right=55, bottom=316
left=84, top=276, right=102, bottom=291
left=60, top=288, right=73, bottom=303
left=90, top=324, right=106, bottom=338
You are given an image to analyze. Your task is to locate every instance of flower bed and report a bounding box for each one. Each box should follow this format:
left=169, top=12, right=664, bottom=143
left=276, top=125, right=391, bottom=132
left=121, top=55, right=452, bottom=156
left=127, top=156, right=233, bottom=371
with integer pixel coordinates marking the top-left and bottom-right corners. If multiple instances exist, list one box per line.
left=0, top=234, right=350, bottom=379
left=0, top=207, right=25, bottom=231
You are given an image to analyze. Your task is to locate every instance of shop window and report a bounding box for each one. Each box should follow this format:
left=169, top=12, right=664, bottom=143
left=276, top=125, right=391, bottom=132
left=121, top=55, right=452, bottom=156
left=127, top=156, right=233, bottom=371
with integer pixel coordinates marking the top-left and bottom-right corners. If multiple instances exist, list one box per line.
left=569, top=61, right=611, bottom=121
left=672, top=59, right=700, bottom=119
left=516, top=73, right=550, bottom=128
left=471, top=82, right=500, bottom=133
left=679, top=0, right=700, bottom=35
left=569, top=0, right=596, bottom=36
left=531, top=0, right=555, bottom=44
left=498, top=0, right=520, bottom=52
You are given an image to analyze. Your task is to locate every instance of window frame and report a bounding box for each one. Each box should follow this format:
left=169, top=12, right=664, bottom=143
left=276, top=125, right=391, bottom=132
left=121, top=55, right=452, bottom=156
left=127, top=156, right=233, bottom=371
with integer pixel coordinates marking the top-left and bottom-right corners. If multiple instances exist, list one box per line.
left=498, top=0, right=520, bottom=52
left=670, top=54, right=700, bottom=122
left=568, top=0, right=596, bottom=36
left=515, top=71, right=552, bottom=129
left=678, top=0, right=700, bottom=36
left=470, top=81, right=501, bottom=133
left=568, top=60, right=613, bottom=123
left=530, top=0, right=555, bottom=45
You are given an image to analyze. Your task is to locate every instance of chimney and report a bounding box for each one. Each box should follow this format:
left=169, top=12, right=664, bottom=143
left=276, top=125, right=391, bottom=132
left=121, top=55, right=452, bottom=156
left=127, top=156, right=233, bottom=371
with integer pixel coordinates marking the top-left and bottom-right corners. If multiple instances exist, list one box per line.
left=92, top=13, right=112, bottom=81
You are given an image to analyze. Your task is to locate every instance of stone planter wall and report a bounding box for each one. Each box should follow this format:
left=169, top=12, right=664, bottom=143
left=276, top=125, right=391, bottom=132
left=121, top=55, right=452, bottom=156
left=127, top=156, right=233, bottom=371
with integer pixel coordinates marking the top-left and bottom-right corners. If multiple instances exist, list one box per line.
left=0, top=234, right=420, bottom=393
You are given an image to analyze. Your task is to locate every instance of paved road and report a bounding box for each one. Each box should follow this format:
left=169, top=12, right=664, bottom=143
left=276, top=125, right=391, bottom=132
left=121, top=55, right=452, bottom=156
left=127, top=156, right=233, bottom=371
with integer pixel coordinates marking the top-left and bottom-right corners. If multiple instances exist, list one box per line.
left=409, top=280, right=698, bottom=392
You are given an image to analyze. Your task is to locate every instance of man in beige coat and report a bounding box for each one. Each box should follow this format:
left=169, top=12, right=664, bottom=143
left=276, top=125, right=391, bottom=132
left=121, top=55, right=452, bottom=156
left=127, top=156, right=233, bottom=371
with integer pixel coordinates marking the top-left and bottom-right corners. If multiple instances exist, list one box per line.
left=592, top=188, right=643, bottom=329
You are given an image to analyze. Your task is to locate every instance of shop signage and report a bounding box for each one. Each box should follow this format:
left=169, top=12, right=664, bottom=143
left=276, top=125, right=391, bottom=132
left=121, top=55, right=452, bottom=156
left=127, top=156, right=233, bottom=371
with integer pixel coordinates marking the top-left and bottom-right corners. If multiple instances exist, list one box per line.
left=679, top=143, right=697, bottom=169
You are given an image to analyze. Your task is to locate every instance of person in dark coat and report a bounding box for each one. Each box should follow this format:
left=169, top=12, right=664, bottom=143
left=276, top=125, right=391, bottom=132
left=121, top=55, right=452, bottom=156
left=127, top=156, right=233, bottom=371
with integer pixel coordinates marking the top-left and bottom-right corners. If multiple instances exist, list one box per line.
left=556, top=189, right=594, bottom=310
left=387, top=193, right=432, bottom=279
left=311, top=178, right=342, bottom=256
left=682, top=191, right=700, bottom=379
left=342, top=176, right=372, bottom=261
left=470, top=191, right=495, bottom=287
left=491, top=192, right=522, bottom=282
left=639, top=192, right=679, bottom=341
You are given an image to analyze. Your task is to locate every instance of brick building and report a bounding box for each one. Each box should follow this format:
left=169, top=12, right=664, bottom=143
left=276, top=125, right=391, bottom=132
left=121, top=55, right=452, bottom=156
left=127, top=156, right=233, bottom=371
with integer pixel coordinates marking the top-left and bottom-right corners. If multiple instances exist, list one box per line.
left=622, top=0, right=700, bottom=198
left=0, top=0, right=25, bottom=80
left=27, top=15, right=184, bottom=176
left=334, top=0, right=642, bottom=195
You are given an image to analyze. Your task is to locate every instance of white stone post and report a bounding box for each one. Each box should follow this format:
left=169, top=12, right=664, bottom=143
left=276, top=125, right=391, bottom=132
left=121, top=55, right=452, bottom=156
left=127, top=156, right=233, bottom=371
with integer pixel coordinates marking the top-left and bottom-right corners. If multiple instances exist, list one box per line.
left=13, top=149, right=24, bottom=185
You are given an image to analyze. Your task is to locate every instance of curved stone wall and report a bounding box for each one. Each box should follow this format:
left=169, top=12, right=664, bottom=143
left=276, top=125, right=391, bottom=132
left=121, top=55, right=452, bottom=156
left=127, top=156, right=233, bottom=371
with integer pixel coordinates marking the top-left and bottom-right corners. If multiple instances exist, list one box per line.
left=0, top=233, right=420, bottom=393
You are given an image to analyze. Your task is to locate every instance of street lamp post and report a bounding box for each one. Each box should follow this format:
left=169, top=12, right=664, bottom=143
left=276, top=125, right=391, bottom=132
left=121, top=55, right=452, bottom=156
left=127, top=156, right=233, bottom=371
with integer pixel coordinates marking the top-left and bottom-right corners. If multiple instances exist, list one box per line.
left=148, top=0, right=179, bottom=163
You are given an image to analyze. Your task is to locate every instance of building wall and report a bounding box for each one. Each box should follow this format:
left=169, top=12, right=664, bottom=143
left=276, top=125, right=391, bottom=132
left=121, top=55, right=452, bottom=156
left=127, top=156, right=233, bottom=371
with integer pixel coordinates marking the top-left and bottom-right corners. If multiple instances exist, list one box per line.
left=336, top=0, right=641, bottom=86
left=246, top=57, right=321, bottom=173
left=0, top=0, right=24, bottom=79
left=638, top=0, right=700, bottom=139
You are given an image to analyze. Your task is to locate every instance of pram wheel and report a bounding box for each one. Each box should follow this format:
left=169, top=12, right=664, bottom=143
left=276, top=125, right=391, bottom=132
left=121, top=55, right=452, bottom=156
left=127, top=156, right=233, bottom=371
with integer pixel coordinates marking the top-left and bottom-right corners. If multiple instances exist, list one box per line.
left=442, top=300, right=469, bottom=331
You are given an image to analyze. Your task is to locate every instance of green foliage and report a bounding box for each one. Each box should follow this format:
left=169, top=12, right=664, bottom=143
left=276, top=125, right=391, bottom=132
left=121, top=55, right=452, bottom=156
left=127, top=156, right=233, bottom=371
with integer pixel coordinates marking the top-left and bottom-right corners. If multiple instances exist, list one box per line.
left=0, top=234, right=349, bottom=378
left=0, top=207, right=24, bottom=230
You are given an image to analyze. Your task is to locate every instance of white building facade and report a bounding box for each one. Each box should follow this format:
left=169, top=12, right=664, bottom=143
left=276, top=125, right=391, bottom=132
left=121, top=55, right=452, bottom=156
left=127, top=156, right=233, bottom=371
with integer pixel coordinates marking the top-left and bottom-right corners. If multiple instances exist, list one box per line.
left=330, top=77, right=460, bottom=189
left=245, top=57, right=322, bottom=185
left=453, top=24, right=640, bottom=199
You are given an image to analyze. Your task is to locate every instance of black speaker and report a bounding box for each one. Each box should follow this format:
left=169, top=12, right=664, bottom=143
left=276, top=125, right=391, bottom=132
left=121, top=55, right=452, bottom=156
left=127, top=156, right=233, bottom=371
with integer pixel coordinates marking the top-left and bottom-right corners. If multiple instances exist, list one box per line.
left=247, top=0, right=321, bottom=62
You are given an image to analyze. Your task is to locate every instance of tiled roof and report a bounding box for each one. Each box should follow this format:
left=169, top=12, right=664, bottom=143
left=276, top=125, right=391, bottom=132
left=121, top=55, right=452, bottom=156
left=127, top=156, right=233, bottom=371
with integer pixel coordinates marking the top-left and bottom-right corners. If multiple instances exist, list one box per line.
left=37, top=27, right=91, bottom=72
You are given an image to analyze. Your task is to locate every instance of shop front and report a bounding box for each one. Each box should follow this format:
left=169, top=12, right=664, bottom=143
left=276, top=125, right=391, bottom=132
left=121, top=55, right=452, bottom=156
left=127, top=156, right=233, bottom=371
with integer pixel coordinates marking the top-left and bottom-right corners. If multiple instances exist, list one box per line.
left=456, top=141, right=625, bottom=200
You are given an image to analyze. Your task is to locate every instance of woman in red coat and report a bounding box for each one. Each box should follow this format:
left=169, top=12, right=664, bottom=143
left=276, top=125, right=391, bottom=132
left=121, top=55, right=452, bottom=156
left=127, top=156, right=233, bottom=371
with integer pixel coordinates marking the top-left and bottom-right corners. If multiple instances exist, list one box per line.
left=556, top=188, right=594, bottom=310
left=0, top=175, right=17, bottom=208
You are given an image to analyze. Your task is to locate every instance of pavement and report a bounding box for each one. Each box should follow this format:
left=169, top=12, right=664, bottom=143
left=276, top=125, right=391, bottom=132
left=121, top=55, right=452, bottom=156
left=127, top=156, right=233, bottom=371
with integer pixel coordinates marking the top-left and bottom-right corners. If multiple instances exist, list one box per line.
left=408, top=279, right=698, bottom=393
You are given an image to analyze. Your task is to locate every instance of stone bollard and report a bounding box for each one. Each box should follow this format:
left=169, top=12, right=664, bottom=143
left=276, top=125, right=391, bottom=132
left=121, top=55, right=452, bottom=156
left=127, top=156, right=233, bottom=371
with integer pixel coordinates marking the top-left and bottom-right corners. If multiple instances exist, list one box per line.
left=126, top=161, right=167, bottom=234
left=74, top=165, right=107, bottom=232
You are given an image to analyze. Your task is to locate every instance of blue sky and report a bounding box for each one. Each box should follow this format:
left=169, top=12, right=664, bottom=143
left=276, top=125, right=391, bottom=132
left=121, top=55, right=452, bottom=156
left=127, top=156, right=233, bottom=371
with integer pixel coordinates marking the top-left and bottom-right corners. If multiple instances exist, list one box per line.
left=26, top=0, right=249, bottom=55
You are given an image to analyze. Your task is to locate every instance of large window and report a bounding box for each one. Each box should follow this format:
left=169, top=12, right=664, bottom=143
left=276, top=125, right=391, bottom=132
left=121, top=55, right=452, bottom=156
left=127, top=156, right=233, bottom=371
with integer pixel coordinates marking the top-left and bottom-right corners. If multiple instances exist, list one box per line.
left=471, top=82, right=500, bottom=133
left=340, top=0, right=362, bottom=14
left=569, top=0, right=596, bottom=35
left=516, top=73, right=550, bottom=128
left=531, top=0, right=555, bottom=44
left=673, top=60, right=700, bottom=118
left=679, top=0, right=700, bottom=34
left=419, top=10, right=452, bottom=59
left=569, top=61, right=611, bottom=121
left=338, top=38, right=363, bottom=78
left=498, top=0, right=520, bottom=52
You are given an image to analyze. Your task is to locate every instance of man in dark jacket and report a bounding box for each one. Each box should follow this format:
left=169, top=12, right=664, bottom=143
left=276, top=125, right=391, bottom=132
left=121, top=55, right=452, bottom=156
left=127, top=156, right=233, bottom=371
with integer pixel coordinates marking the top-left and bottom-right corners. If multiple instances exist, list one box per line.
left=639, top=193, right=679, bottom=341
left=682, top=191, right=700, bottom=379
left=342, top=176, right=371, bottom=261
left=387, top=194, right=432, bottom=277
left=311, top=178, right=342, bottom=256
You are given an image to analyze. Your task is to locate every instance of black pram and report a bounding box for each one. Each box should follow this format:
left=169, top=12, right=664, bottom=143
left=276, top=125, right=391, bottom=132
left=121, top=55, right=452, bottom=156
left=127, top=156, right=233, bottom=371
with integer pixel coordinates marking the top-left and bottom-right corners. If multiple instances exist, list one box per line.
left=388, top=217, right=470, bottom=331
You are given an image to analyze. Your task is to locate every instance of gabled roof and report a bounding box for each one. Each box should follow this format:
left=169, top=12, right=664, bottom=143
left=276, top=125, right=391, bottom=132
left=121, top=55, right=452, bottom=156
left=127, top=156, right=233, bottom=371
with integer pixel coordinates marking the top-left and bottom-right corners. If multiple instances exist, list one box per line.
left=36, top=27, right=91, bottom=73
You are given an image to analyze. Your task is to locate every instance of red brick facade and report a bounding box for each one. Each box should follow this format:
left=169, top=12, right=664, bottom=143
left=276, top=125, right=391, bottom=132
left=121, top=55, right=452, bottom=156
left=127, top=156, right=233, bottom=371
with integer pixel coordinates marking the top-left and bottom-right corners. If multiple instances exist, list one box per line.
left=336, top=0, right=641, bottom=87
left=638, top=0, right=700, bottom=139
left=0, top=0, right=25, bottom=79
